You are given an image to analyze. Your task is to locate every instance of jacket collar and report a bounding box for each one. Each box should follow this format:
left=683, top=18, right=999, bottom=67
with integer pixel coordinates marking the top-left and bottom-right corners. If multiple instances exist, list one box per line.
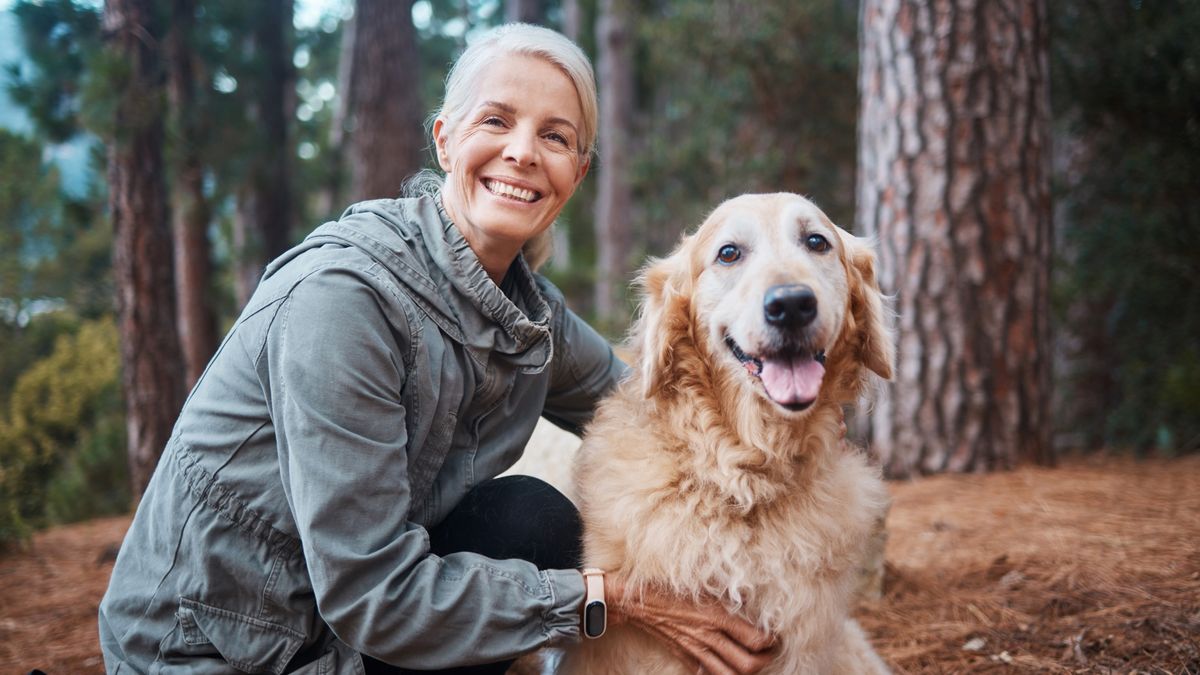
left=269, top=196, right=554, bottom=373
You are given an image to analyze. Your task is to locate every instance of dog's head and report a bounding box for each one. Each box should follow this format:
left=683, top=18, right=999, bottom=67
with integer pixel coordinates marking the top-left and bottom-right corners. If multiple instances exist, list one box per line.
left=633, top=193, right=894, bottom=416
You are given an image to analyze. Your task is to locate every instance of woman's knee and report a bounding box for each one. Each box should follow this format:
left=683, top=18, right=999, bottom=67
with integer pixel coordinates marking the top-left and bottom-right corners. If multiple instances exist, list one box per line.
left=429, top=475, right=582, bottom=568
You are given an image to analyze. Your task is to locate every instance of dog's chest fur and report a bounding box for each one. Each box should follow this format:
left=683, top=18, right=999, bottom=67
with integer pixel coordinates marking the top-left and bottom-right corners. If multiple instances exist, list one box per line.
left=576, top=398, right=887, bottom=636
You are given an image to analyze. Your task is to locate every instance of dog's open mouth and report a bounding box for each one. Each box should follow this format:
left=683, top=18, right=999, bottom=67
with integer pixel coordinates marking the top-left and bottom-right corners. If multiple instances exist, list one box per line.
left=725, top=336, right=826, bottom=412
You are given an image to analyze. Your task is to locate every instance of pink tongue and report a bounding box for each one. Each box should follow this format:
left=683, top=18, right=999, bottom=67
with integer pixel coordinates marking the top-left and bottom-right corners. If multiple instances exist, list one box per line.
left=760, top=355, right=825, bottom=406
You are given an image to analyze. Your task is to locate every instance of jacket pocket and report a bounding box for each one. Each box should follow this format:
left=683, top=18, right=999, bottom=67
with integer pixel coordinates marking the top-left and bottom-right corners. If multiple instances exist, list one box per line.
left=288, top=639, right=365, bottom=675
left=173, top=597, right=305, bottom=674
left=408, top=409, right=457, bottom=524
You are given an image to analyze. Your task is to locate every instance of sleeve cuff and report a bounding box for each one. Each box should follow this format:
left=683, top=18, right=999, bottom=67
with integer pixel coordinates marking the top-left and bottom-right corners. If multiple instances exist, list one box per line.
left=541, top=568, right=586, bottom=645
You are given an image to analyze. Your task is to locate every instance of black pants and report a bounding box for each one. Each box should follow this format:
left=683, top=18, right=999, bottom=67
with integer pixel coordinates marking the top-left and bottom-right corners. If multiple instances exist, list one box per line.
left=362, top=475, right=583, bottom=675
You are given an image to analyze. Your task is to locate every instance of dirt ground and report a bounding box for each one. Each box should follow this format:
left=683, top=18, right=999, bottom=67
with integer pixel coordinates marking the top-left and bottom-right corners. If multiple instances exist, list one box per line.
left=1, top=454, right=1197, bottom=674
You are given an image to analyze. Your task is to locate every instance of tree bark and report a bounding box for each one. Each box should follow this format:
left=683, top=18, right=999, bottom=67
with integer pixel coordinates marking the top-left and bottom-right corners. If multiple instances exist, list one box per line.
left=256, top=0, right=293, bottom=262
left=104, top=0, right=185, bottom=498
left=231, top=197, right=259, bottom=308
left=233, top=0, right=294, bottom=307
left=505, top=0, right=542, bottom=24
left=346, top=0, right=424, bottom=202
left=167, top=0, right=217, bottom=389
left=857, top=0, right=1054, bottom=476
left=593, top=0, right=634, bottom=325
left=562, top=0, right=581, bottom=41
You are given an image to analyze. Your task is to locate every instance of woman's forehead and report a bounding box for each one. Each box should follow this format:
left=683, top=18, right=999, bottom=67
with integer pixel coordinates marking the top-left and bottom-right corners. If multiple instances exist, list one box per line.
left=466, top=54, right=582, bottom=120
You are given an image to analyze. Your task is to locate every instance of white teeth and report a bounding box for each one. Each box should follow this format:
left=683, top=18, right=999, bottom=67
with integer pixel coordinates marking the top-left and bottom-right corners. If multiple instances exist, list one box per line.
left=485, top=179, right=538, bottom=202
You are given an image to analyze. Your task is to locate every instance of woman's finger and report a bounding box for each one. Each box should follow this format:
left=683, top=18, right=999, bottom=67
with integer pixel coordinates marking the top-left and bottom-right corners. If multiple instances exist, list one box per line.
left=608, top=580, right=777, bottom=674
left=666, top=616, right=775, bottom=674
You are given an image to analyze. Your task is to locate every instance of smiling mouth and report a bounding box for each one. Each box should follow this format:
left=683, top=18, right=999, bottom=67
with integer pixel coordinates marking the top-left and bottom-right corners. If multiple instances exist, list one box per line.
left=484, top=178, right=542, bottom=203
left=725, top=336, right=826, bottom=412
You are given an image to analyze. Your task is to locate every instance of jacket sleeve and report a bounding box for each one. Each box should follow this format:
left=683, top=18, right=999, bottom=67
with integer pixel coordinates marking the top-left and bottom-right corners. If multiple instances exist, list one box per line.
left=538, top=278, right=631, bottom=436
left=265, top=266, right=584, bottom=668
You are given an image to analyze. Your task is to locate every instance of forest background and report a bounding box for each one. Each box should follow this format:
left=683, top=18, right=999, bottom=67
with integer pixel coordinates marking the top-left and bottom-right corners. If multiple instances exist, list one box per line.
left=0, top=0, right=1197, bottom=547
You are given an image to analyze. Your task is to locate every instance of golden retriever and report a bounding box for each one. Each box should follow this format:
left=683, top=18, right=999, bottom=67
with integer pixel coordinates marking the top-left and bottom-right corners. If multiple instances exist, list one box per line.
left=566, top=193, right=894, bottom=674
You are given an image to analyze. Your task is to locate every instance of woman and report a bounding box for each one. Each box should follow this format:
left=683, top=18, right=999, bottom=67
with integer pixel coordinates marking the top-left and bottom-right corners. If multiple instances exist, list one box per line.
left=99, top=24, right=773, bottom=674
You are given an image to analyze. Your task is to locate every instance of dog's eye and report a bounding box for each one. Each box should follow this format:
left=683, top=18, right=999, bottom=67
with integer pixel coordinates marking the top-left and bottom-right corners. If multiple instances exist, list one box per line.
left=716, top=244, right=742, bottom=265
left=805, top=234, right=831, bottom=253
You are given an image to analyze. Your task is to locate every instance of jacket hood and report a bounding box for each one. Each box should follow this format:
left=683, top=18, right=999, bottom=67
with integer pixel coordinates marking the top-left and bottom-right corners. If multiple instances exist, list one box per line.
left=263, top=196, right=554, bottom=372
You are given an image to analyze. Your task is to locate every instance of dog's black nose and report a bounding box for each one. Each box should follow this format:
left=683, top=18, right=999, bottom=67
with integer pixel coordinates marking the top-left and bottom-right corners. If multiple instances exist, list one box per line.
left=764, top=284, right=817, bottom=328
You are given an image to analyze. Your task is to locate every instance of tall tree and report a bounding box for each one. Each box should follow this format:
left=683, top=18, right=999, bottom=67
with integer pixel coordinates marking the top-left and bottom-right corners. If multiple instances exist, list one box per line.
left=561, top=0, right=582, bottom=40
left=857, top=0, right=1054, bottom=476
left=345, top=0, right=425, bottom=201
left=505, top=0, right=542, bottom=24
left=232, top=0, right=295, bottom=306
left=103, top=0, right=185, bottom=497
left=592, top=0, right=634, bottom=325
left=167, top=0, right=218, bottom=388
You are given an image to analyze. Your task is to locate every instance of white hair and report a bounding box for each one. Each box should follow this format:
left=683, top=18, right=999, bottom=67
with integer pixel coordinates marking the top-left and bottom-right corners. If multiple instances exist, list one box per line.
left=439, top=22, right=598, bottom=157
left=406, top=23, right=598, bottom=270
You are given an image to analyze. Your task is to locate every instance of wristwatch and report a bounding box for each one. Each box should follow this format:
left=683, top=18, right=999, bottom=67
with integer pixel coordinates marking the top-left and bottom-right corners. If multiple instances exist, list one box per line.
left=581, top=568, right=606, bottom=639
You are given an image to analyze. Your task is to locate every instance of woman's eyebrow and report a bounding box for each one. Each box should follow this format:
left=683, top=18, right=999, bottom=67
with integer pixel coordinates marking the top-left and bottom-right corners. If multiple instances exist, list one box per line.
left=479, top=100, right=517, bottom=114
left=478, top=100, right=579, bottom=135
left=547, top=117, right=579, bottom=135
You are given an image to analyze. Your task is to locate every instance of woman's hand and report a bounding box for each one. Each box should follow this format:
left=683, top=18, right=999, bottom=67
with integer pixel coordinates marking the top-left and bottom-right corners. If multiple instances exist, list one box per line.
left=605, top=576, right=777, bottom=675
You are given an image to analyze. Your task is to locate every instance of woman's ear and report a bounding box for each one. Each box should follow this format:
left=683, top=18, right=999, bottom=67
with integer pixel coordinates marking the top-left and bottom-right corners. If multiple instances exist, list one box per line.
left=575, top=156, right=591, bottom=187
left=846, top=236, right=896, bottom=381
left=432, top=117, right=452, bottom=172
left=634, top=251, right=691, bottom=399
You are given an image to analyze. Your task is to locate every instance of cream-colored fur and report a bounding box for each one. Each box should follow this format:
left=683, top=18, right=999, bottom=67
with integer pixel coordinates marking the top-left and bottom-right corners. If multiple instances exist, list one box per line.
left=566, top=193, right=894, bottom=674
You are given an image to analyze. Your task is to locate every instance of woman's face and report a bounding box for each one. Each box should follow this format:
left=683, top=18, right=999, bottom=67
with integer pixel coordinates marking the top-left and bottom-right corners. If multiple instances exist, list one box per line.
left=434, top=53, right=589, bottom=262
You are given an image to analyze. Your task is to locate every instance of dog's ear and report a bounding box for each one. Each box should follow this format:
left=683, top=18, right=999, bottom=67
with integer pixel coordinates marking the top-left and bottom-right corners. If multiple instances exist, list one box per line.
left=632, top=252, right=692, bottom=399
left=846, top=235, right=895, bottom=380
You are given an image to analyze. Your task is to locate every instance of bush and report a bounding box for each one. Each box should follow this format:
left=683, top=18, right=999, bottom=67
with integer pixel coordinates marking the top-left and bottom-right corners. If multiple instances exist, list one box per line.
left=0, top=315, right=127, bottom=549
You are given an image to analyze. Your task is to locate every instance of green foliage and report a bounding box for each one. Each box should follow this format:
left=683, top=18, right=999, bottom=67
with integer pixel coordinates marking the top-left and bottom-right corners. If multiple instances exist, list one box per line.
left=0, top=128, right=61, bottom=321
left=0, top=312, right=81, bottom=410
left=0, top=316, right=126, bottom=549
left=292, top=3, right=364, bottom=228
left=0, top=126, right=111, bottom=333
left=637, top=0, right=859, bottom=243
left=5, top=0, right=100, bottom=143
left=1053, top=0, right=1200, bottom=452
left=0, top=127, right=110, bottom=414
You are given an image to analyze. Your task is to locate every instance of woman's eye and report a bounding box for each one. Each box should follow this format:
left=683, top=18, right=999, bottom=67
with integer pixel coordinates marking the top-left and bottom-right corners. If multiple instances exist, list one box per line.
left=805, top=234, right=831, bottom=253
left=545, top=131, right=568, bottom=145
left=482, top=116, right=506, bottom=127
left=716, top=244, right=742, bottom=265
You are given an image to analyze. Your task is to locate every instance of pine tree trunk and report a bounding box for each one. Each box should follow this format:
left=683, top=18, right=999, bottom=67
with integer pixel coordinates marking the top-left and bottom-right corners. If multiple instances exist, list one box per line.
left=232, top=0, right=294, bottom=307
left=562, top=0, right=581, bottom=41
left=857, top=0, right=1054, bottom=476
left=593, top=0, right=634, bottom=325
left=253, top=0, right=294, bottom=271
left=347, top=0, right=424, bottom=202
left=232, top=195, right=260, bottom=309
left=505, top=0, right=542, bottom=24
left=104, top=0, right=185, bottom=498
left=167, top=0, right=217, bottom=389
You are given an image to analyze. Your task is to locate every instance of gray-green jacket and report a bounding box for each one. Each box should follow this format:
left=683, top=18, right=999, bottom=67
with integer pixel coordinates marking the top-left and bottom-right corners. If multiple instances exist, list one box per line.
left=98, top=196, right=626, bottom=673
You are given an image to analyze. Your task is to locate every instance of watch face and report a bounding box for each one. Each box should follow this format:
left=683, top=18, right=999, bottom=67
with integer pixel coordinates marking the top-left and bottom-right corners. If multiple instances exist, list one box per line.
left=585, top=600, right=606, bottom=638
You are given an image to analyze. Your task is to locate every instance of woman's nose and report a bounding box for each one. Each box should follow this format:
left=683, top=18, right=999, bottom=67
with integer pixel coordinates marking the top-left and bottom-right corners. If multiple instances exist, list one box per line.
left=503, top=130, right=537, bottom=167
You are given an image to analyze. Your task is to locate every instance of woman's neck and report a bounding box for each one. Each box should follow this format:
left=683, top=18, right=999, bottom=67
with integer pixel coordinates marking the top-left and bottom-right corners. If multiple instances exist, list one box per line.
left=441, top=194, right=519, bottom=285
